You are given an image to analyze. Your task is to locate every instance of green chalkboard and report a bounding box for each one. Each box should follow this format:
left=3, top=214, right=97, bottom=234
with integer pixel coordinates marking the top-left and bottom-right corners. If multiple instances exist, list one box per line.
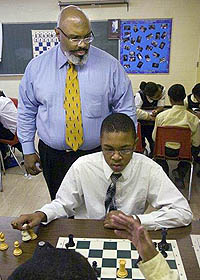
left=0, top=21, right=118, bottom=75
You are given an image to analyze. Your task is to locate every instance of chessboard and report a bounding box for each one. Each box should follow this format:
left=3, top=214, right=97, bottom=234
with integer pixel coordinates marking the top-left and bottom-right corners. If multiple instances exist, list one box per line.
left=190, top=235, right=200, bottom=267
left=32, top=30, right=59, bottom=58
left=57, top=237, right=187, bottom=280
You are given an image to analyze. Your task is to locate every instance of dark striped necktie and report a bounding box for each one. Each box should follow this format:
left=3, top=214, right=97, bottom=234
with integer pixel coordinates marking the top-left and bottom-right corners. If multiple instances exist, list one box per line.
left=105, top=173, right=122, bottom=214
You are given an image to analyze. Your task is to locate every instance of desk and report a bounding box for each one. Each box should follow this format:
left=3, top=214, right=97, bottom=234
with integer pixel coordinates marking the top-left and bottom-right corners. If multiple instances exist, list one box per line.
left=0, top=217, right=199, bottom=279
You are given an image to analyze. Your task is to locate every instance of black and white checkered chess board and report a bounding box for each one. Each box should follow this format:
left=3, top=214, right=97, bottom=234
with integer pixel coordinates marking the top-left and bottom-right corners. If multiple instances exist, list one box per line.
left=57, top=237, right=187, bottom=280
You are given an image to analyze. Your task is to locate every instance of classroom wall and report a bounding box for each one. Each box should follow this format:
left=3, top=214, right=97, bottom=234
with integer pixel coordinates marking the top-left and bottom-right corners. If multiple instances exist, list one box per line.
left=0, top=0, right=200, bottom=100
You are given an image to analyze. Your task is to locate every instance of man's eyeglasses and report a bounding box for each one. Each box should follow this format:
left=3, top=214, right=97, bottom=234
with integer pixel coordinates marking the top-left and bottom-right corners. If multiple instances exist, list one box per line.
left=102, top=148, right=134, bottom=157
left=57, top=27, right=94, bottom=44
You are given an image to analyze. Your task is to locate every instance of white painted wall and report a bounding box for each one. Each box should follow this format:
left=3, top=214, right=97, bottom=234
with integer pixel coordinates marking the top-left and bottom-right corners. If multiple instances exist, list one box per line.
left=0, top=0, right=200, bottom=101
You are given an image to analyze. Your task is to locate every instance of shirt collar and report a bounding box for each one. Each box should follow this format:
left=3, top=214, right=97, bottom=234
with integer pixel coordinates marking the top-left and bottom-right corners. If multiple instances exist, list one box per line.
left=57, top=44, right=68, bottom=69
left=102, top=152, right=134, bottom=181
left=172, top=105, right=185, bottom=110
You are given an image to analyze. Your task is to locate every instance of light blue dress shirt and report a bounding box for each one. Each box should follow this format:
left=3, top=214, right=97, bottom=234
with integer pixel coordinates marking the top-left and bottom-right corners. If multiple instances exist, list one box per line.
left=18, top=44, right=137, bottom=154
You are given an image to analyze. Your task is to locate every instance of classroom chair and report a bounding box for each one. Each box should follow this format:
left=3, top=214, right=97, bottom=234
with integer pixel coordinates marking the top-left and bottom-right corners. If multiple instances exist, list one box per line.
left=10, top=97, right=18, bottom=107
left=135, top=122, right=146, bottom=154
left=153, top=126, right=193, bottom=201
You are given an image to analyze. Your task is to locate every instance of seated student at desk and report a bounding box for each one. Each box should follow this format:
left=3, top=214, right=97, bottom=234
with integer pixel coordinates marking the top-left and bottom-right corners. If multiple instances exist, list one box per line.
left=0, top=90, right=22, bottom=167
left=8, top=214, right=179, bottom=280
left=184, top=83, right=200, bottom=119
left=11, top=113, right=192, bottom=232
left=152, top=84, right=200, bottom=188
left=135, top=82, right=166, bottom=156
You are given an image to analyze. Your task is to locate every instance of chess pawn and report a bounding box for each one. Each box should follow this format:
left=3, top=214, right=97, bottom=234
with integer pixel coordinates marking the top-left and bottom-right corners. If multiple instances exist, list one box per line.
left=13, top=241, right=23, bottom=256
left=117, top=259, right=128, bottom=278
left=21, top=230, right=32, bottom=242
left=0, top=232, right=9, bottom=251
left=28, top=229, right=38, bottom=240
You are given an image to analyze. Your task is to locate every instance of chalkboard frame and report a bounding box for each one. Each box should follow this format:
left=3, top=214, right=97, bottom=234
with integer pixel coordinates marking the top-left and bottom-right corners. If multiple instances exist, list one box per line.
left=0, top=21, right=118, bottom=75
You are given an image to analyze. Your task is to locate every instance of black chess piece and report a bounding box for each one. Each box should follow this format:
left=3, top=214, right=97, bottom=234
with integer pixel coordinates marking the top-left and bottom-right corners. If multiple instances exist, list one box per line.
left=65, top=234, right=75, bottom=249
left=158, top=228, right=169, bottom=251
left=134, top=255, right=142, bottom=268
left=92, top=261, right=100, bottom=277
left=160, top=248, right=168, bottom=258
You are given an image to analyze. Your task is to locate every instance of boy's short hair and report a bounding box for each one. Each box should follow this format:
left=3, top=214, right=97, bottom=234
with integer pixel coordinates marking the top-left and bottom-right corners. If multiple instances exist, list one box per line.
left=100, top=113, right=136, bottom=139
left=168, top=84, right=186, bottom=102
left=192, top=83, right=200, bottom=97
left=139, top=81, right=147, bottom=91
left=8, top=242, right=97, bottom=280
left=143, top=82, right=159, bottom=98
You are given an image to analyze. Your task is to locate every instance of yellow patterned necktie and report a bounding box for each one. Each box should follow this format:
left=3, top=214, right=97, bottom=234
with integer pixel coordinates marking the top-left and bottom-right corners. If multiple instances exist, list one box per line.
left=64, top=62, right=83, bottom=151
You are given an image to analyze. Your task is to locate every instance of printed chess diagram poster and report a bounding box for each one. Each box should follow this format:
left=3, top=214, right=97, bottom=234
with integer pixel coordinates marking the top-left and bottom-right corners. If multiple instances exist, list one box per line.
left=32, top=30, right=59, bottom=58
left=120, top=19, right=172, bottom=74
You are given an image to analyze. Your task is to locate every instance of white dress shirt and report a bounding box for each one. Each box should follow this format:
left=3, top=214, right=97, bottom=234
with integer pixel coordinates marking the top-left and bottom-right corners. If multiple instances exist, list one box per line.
left=0, top=96, right=17, bottom=134
left=39, top=152, right=192, bottom=230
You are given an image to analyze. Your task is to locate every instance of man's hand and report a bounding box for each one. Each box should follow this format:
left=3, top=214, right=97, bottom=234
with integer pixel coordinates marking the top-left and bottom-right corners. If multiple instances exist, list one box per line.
left=104, top=210, right=134, bottom=229
left=111, top=214, right=158, bottom=262
left=24, top=153, right=42, bottom=175
left=11, top=212, right=46, bottom=231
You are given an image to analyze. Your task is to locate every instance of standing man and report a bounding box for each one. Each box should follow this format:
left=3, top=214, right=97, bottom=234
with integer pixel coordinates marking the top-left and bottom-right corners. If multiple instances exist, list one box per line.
left=17, top=6, right=137, bottom=199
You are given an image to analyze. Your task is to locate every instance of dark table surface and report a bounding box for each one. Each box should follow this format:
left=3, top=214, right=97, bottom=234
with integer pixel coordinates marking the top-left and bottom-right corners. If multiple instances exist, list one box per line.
left=0, top=217, right=199, bottom=279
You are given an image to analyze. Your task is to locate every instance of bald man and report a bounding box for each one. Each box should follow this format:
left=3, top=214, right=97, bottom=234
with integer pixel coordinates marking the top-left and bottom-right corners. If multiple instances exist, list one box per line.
left=17, top=6, right=137, bottom=199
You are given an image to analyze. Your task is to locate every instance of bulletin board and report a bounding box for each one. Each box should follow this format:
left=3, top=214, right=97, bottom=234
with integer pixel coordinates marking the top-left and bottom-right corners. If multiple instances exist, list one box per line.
left=120, top=19, right=172, bottom=74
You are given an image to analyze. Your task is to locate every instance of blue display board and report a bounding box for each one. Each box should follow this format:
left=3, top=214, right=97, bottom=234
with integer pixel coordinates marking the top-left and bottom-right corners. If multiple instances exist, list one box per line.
left=120, top=19, right=172, bottom=74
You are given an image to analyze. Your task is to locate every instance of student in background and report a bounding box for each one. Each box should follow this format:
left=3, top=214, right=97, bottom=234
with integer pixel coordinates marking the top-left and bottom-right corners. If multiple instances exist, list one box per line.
left=135, top=82, right=166, bottom=156
left=184, top=83, right=200, bottom=119
left=152, top=84, right=200, bottom=189
left=0, top=91, right=22, bottom=168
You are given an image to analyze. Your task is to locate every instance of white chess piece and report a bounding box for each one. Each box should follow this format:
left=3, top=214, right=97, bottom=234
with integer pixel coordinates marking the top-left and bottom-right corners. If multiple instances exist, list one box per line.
left=21, top=223, right=31, bottom=242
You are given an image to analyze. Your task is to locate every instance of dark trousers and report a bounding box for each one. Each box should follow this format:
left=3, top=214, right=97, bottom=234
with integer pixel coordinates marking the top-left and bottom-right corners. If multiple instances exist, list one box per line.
left=140, top=123, right=154, bottom=153
left=155, top=146, right=200, bottom=177
left=38, top=140, right=101, bottom=200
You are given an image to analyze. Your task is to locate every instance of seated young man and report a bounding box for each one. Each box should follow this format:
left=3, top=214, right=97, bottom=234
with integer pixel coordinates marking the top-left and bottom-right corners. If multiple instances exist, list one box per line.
left=11, top=113, right=192, bottom=232
left=184, top=83, right=200, bottom=119
left=152, top=84, right=200, bottom=188
left=135, top=82, right=166, bottom=156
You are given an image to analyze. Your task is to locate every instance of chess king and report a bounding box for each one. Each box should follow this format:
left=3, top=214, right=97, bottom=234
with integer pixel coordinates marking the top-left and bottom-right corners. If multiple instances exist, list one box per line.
left=11, top=113, right=192, bottom=232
